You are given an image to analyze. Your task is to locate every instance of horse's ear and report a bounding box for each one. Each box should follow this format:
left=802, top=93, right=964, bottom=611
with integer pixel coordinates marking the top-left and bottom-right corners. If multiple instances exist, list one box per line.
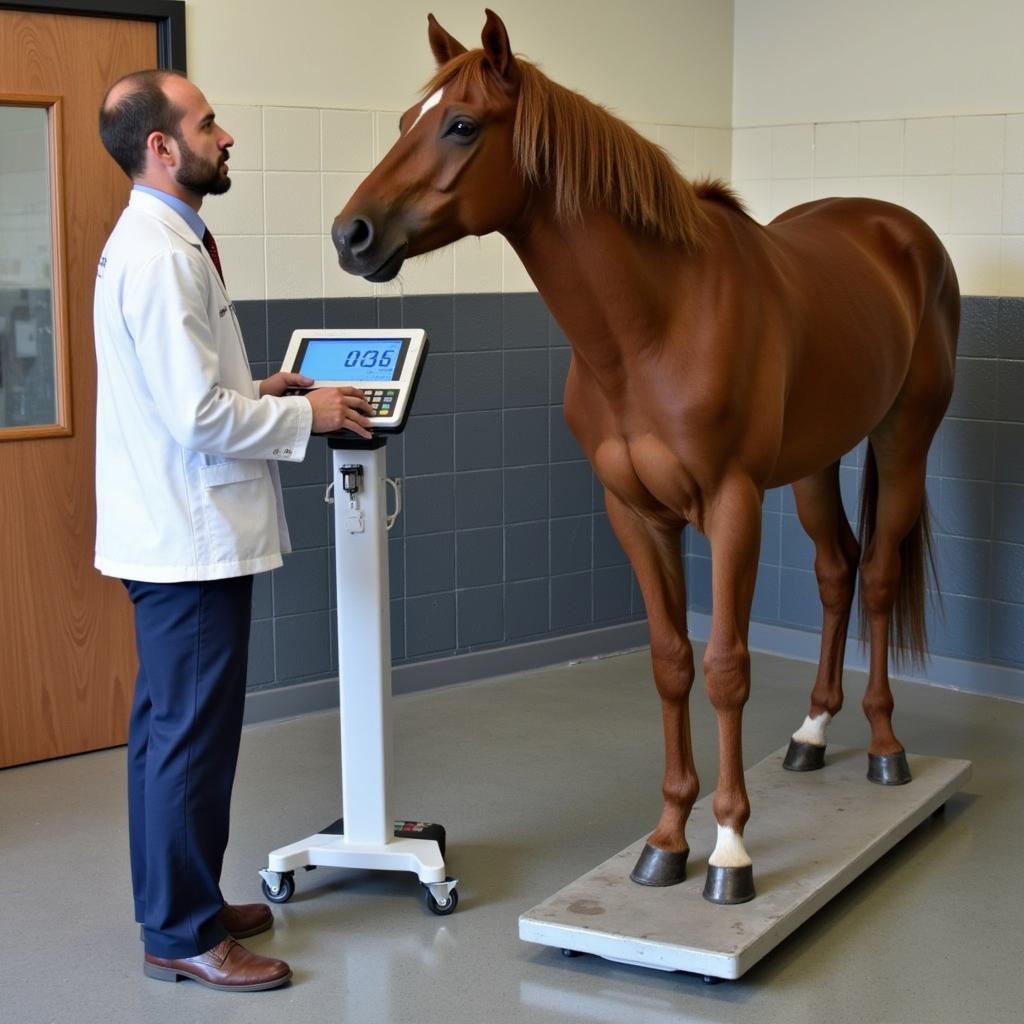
left=481, top=9, right=518, bottom=87
left=427, top=13, right=468, bottom=66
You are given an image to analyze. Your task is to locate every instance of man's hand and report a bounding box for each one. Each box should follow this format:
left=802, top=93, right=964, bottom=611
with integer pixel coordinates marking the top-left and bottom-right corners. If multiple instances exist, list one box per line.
left=306, top=386, right=375, bottom=438
left=259, top=371, right=313, bottom=397
left=260, top=373, right=374, bottom=437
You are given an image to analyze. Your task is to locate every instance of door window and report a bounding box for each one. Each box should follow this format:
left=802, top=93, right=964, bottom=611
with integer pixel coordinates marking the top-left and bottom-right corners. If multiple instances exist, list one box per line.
left=0, top=99, right=69, bottom=438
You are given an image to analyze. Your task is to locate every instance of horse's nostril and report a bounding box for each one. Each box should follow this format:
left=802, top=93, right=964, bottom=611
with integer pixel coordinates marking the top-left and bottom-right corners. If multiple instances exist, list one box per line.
left=349, top=217, right=372, bottom=251
left=334, top=215, right=374, bottom=257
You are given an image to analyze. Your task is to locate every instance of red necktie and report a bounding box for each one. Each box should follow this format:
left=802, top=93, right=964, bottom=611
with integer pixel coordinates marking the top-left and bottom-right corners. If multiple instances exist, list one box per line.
left=202, top=228, right=224, bottom=283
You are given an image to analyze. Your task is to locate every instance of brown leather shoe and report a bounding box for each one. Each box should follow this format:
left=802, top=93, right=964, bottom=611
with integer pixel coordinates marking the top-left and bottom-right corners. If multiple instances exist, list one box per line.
left=143, top=937, right=291, bottom=991
left=216, top=902, right=274, bottom=939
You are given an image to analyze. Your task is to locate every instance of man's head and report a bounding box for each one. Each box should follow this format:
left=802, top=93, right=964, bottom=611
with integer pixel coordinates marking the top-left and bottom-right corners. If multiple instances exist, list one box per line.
left=99, top=70, right=233, bottom=201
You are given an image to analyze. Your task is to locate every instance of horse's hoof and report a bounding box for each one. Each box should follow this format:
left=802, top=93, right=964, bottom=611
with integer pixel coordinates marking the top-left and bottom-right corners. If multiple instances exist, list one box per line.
left=629, top=843, right=688, bottom=886
left=783, top=738, right=826, bottom=771
left=867, top=751, right=912, bottom=785
left=703, top=864, right=755, bottom=905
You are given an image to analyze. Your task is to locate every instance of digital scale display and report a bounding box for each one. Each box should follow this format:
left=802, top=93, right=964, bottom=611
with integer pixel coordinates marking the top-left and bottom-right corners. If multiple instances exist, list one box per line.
left=281, top=327, right=427, bottom=435
left=297, top=337, right=406, bottom=383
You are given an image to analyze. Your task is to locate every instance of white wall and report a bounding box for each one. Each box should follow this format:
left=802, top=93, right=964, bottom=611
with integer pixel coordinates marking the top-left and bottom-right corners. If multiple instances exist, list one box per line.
left=733, top=0, right=1024, bottom=127
left=187, top=0, right=732, bottom=127
left=731, top=1, right=1024, bottom=296
left=190, top=1, right=734, bottom=300
left=191, top=1, right=1024, bottom=299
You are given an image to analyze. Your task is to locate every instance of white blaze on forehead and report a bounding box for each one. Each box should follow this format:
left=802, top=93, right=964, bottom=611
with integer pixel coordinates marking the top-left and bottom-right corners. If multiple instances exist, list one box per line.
left=792, top=712, right=832, bottom=747
left=708, top=825, right=752, bottom=868
left=409, top=87, right=444, bottom=133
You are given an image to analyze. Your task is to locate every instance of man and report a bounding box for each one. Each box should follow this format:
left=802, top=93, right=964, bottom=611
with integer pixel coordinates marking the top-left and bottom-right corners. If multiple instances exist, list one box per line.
left=94, top=69, right=373, bottom=992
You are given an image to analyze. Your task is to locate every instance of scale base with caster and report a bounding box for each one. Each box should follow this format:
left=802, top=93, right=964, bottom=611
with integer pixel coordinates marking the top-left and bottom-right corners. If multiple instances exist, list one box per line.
left=259, top=818, right=457, bottom=915
left=260, top=329, right=458, bottom=916
left=520, top=745, right=971, bottom=980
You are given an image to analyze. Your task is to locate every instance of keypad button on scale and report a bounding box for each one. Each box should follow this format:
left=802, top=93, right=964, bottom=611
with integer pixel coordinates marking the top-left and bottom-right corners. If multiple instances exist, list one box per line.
left=367, top=388, right=397, bottom=416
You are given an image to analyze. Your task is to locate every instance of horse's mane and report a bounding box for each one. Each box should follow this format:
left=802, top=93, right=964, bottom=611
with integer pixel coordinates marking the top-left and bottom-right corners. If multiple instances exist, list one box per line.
left=423, top=52, right=746, bottom=250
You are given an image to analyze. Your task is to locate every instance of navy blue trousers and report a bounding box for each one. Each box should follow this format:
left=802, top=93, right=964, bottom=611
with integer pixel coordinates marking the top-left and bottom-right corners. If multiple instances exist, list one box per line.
left=124, top=576, right=253, bottom=959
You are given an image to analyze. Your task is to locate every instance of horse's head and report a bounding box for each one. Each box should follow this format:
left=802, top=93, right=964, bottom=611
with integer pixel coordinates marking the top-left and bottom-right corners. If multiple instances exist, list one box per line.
left=332, top=10, right=527, bottom=282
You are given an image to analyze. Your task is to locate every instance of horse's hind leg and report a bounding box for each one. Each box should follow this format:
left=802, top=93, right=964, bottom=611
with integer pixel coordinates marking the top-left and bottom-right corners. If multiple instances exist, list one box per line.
left=860, top=327, right=952, bottom=782
left=858, top=440, right=929, bottom=783
left=783, top=462, right=860, bottom=771
left=605, top=491, right=697, bottom=887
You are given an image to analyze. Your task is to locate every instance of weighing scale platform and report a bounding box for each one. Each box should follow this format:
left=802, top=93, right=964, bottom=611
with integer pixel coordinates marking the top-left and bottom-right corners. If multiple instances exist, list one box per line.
left=519, top=745, right=972, bottom=980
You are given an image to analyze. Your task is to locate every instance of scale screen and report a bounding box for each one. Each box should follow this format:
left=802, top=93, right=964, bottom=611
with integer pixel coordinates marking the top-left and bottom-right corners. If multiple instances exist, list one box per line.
left=297, top=337, right=406, bottom=383
left=280, top=327, right=428, bottom=436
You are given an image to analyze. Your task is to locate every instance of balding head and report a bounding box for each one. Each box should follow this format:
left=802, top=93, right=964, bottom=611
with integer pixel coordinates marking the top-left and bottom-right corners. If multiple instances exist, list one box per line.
left=99, top=69, right=187, bottom=178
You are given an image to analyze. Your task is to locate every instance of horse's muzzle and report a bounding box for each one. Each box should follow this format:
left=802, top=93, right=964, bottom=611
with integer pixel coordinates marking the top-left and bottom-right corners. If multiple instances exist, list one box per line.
left=331, top=213, right=409, bottom=282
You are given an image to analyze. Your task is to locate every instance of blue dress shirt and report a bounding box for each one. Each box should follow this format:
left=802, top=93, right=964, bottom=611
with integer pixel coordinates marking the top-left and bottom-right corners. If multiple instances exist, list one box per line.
left=133, top=184, right=208, bottom=241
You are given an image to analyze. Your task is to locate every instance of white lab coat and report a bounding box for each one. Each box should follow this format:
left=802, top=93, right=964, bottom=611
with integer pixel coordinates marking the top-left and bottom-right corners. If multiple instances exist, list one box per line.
left=93, top=189, right=313, bottom=582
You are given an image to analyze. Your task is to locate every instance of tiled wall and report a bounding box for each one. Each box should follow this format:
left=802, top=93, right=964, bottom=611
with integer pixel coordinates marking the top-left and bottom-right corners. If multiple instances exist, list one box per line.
left=732, top=114, right=1024, bottom=296
left=204, top=102, right=732, bottom=302
left=239, top=292, right=645, bottom=692
left=212, top=101, right=726, bottom=692
left=227, top=103, right=1023, bottom=696
left=724, top=112, right=1024, bottom=679
left=243, top=291, right=1024, bottom=692
left=686, top=296, right=1024, bottom=671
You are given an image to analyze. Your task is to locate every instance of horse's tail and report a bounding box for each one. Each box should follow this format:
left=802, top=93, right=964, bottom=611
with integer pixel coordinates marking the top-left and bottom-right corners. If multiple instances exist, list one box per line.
left=857, top=443, right=937, bottom=668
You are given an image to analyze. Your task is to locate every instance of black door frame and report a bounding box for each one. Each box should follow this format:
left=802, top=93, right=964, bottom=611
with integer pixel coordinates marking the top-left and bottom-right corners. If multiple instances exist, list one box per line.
left=0, top=1, right=186, bottom=71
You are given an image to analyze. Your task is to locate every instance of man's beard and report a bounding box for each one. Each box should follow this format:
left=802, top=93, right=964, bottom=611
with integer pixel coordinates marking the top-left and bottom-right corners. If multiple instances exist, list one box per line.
left=175, top=135, right=231, bottom=196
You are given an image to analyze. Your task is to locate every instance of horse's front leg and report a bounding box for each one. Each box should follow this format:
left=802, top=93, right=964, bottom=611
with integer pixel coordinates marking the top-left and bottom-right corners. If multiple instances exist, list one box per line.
left=703, top=474, right=762, bottom=904
left=605, top=491, right=697, bottom=887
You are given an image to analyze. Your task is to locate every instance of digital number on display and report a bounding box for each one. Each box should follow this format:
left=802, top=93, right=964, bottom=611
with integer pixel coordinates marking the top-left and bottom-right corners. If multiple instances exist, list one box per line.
left=342, top=349, right=395, bottom=369
left=299, top=338, right=404, bottom=382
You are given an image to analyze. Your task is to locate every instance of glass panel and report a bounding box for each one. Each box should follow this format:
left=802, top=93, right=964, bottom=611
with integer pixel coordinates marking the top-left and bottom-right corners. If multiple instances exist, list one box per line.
left=0, top=105, right=57, bottom=429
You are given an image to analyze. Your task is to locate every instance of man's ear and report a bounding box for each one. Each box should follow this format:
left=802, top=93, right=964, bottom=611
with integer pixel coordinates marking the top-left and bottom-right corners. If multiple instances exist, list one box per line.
left=428, top=13, right=468, bottom=66
left=145, top=130, right=176, bottom=167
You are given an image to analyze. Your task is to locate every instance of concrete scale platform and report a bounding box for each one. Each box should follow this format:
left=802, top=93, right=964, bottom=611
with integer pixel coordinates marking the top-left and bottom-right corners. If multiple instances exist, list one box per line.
left=519, top=745, right=972, bottom=980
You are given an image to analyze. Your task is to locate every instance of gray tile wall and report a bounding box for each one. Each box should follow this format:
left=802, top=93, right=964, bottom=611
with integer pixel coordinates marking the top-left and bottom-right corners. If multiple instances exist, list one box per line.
left=686, top=296, right=1024, bottom=672
left=239, top=293, right=1024, bottom=693
left=238, top=292, right=645, bottom=691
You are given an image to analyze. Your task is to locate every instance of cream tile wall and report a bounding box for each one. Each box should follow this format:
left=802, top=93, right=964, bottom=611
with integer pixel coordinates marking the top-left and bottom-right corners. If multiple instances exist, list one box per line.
left=732, top=114, right=1024, bottom=297
left=205, top=103, right=732, bottom=301
left=193, top=102, right=1024, bottom=301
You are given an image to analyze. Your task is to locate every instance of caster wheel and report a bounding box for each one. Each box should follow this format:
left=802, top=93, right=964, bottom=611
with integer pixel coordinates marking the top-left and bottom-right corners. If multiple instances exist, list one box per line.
left=261, top=871, right=295, bottom=904
left=424, top=879, right=458, bottom=916
left=562, top=948, right=581, bottom=958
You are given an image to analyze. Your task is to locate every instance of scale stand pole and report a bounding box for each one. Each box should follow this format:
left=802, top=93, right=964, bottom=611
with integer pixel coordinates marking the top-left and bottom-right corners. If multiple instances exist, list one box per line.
left=333, top=440, right=393, bottom=845
left=259, top=434, right=457, bottom=915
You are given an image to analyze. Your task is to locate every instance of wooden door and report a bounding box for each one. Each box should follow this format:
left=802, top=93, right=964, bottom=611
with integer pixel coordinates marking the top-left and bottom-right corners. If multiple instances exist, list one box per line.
left=0, top=10, right=157, bottom=766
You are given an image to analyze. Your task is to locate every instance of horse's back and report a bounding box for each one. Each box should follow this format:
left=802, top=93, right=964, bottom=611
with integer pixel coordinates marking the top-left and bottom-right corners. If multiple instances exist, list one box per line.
left=768, top=197, right=955, bottom=315
left=747, top=197, right=958, bottom=485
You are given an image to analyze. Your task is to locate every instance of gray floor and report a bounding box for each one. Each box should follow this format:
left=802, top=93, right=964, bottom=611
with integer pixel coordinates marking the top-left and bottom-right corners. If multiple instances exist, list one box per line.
left=2, top=646, right=1022, bottom=1024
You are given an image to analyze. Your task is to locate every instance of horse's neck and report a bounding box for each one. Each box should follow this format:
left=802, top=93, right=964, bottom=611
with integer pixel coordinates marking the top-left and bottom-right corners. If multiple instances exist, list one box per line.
left=504, top=205, right=695, bottom=376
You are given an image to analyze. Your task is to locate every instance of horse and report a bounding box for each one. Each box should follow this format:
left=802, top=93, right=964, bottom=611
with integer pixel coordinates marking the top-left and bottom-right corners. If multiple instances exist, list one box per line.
left=330, top=10, right=959, bottom=904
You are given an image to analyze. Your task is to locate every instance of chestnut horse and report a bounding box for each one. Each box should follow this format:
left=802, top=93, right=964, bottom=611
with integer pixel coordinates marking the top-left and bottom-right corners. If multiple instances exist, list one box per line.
left=332, top=11, right=959, bottom=904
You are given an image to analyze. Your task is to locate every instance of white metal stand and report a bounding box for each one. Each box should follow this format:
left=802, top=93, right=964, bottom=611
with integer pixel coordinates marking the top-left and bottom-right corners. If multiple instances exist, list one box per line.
left=260, top=440, right=457, bottom=914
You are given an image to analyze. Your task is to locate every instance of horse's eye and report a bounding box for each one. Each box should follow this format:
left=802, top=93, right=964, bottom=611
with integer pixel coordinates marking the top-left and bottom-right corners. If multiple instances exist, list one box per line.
left=445, top=118, right=477, bottom=140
